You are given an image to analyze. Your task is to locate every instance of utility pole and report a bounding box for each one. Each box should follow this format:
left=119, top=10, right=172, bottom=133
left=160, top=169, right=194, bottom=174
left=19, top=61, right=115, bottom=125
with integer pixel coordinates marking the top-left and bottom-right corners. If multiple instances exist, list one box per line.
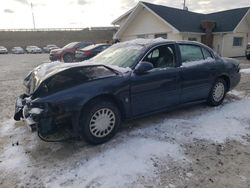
left=183, top=0, right=188, bottom=11
left=31, top=2, right=36, bottom=30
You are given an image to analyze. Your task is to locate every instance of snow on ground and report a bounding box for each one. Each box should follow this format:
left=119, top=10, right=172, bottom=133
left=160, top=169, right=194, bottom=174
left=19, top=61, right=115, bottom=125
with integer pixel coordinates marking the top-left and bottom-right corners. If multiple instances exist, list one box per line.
left=48, top=138, right=183, bottom=188
left=240, top=68, right=250, bottom=74
left=1, top=92, right=250, bottom=187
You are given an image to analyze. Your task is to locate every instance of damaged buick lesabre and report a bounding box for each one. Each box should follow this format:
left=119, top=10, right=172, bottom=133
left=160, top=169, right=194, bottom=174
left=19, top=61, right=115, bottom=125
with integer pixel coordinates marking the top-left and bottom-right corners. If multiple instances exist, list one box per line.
left=14, top=39, right=241, bottom=144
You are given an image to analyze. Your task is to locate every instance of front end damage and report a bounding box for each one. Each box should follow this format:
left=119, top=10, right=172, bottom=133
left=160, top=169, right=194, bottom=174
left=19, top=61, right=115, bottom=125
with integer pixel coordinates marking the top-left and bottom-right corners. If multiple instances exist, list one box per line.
left=13, top=94, right=80, bottom=140
left=14, top=94, right=56, bottom=135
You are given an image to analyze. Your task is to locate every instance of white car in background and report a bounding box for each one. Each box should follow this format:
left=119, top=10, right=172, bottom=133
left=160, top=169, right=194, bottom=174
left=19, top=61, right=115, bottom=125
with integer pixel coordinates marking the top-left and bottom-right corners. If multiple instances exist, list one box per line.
left=11, top=47, right=25, bottom=54
left=0, top=46, right=8, bottom=54
left=26, top=46, right=42, bottom=54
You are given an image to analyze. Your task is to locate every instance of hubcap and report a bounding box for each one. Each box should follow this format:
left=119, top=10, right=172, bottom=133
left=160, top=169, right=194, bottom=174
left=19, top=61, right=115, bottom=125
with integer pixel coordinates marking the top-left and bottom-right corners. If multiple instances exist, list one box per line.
left=89, top=108, right=116, bottom=138
left=213, top=82, right=225, bottom=102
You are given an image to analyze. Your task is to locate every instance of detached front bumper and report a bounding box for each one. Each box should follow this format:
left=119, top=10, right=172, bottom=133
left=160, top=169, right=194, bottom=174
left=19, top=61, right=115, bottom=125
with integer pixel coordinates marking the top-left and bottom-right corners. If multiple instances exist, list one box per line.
left=14, top=94, right=52, bottom=134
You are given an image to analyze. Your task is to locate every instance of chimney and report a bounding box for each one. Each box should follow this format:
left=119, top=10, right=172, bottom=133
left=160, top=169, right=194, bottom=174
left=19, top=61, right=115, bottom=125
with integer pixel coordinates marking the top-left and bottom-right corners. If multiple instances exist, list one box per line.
left=201, top=20, right=216, bottom=48
left=183, top=0, right=188, bottom=11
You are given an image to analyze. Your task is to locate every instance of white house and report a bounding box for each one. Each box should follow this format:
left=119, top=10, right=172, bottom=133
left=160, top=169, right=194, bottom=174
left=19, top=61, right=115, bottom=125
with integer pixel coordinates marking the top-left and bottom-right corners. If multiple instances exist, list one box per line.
left=112, top=1, right=250, bottom=57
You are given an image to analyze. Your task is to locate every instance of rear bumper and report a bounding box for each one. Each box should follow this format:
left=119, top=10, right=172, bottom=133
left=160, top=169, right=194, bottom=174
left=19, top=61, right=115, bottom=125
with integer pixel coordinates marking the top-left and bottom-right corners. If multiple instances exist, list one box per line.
left=230, top=72, right=241, bottom=90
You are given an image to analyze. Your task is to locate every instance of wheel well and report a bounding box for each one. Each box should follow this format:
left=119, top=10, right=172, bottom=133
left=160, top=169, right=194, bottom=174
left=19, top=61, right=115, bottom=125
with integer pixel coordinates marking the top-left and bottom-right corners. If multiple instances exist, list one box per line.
left=82, top=94, right=125, bottom=120
left=63, top=53, right=73, bottom=57
left=218, top=75, right=230, bottom=91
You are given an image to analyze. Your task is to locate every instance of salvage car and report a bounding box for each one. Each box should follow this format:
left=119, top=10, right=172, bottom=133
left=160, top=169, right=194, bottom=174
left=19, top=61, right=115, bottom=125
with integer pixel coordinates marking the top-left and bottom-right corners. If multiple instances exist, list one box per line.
left=246, top=43, right=250, bottom=60
left=75, top=43, right=111, bottom=62
left=50, top=42, right=93, bottom=62
left=0, top=46, right=8, bottom=54
left=14, top=39, right=241, bottom=145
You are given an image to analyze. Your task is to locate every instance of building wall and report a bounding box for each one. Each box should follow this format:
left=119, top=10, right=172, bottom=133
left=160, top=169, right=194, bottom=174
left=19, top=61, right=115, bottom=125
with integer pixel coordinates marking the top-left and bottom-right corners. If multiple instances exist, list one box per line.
left=120, top=8, right=181, bottom=41
left=181, top=33, right=202, bottom=42
left=221, top=33, right=249, bottom=57
left=221, top=13, right=250, bottom=57
left=0, top=29, right=116, bottom=50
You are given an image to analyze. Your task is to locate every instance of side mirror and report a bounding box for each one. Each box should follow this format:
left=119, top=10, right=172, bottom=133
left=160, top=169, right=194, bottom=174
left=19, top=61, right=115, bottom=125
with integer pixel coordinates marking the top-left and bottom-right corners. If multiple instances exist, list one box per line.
left=134, top=61, right=154, bottom=75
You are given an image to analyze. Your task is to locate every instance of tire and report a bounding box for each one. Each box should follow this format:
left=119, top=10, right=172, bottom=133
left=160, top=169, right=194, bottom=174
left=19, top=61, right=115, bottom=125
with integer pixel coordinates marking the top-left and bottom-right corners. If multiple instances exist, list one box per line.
left=207, top=78, right=227, bottom=106
left=63, top=53, right=74, bottom=62
left=80, top=100, right=121, bottom=145
left=247, top=55, right=250, bottom=60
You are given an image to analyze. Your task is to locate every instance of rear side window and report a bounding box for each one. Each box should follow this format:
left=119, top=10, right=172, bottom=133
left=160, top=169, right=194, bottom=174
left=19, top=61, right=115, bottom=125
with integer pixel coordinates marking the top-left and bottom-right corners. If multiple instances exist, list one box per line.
left=179, top=45, right=204, bottom=63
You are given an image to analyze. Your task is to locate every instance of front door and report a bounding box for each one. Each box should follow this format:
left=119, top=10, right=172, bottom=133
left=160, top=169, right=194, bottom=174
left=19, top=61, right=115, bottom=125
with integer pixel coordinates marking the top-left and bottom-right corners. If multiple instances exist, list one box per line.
left=130, top=44, right=181, bottom=116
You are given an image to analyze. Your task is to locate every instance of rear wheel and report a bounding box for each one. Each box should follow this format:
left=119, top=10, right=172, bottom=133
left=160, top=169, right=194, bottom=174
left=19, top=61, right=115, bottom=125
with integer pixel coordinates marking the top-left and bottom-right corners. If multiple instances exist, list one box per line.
left=63, top=53, right=74, bottom=62
left=80, top=100, right=121, bottom=145
left=207, top=78, right=226, bottom=106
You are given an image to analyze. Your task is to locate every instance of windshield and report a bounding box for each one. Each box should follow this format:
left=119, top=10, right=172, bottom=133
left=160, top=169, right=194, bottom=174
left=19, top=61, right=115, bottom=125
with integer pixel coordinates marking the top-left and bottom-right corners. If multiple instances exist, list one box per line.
left=63, top=42, right=78, bottom=49
left=90, top=44, right=144, bottom=68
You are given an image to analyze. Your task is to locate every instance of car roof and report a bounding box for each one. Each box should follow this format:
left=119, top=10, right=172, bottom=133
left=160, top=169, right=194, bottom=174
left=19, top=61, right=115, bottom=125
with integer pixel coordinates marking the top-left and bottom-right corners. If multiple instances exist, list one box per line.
left=80, top=43, right=110, bottom=51
left=113, top=38, right=209, bottom=49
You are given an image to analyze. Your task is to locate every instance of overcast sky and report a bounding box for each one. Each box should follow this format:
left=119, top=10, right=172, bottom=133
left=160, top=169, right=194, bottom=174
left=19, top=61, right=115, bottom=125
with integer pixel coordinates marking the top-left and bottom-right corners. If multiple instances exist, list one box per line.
left=1, top=0, right=250, bottom=29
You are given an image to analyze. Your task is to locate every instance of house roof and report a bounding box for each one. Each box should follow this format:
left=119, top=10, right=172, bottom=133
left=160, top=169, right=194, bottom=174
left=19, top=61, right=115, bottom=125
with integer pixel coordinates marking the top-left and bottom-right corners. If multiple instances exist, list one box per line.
left=115, top=1, right=250, bottom=33
left=142, top=2, right=249, bottom=33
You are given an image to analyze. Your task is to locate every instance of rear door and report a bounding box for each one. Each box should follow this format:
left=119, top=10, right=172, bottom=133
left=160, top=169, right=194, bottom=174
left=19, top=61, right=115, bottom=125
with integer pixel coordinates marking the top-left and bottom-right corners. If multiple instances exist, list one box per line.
left=178, top=43, right=217, bottom=103
left=130, top=43, right=181, bottom=116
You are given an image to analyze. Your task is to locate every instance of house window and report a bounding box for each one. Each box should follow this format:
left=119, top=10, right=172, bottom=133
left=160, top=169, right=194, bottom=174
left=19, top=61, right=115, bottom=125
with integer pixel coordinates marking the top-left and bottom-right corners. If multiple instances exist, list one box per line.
left=233, top=37, right=243, bottom=47
left=188, top=37, right=197, bottom=41
left=154, top=33, right=168, bottom=39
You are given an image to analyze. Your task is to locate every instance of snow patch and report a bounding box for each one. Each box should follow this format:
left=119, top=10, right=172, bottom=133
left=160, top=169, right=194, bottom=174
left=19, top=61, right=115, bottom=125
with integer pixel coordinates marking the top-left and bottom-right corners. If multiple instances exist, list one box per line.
left=29, top=108, right=43, bottom=114
left=181, top=58, right=214, bottom=67
left=48, top=138, right=183, bottom=187
left=240, top=68, right=250, bottom=74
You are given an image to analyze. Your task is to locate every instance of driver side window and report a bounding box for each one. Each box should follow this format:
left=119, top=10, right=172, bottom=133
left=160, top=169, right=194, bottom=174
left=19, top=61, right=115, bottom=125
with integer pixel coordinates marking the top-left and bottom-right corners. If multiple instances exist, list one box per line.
left=143, top=44, right=175, bottom=69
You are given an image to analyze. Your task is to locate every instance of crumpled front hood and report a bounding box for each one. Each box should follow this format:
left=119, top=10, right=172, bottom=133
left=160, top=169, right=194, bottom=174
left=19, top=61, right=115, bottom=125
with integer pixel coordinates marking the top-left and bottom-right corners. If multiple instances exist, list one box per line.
left=23, top=61, right=131, bottom=95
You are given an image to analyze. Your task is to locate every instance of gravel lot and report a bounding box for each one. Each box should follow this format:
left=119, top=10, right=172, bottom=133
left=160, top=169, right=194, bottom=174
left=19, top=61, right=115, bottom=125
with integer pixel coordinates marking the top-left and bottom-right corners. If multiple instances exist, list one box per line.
left=0, top=54, right=250, bottom=188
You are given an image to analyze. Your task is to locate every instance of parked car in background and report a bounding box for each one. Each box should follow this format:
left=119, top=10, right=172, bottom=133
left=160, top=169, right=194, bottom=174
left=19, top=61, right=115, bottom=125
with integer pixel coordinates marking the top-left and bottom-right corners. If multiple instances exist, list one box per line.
left=43, top=44, right=59, bottom=53
left=75, top=43, right=111, bottom=62
left=11, top=47, right=25, bottom=54
left=14, top=39, right=241, bottom=145
left=50, top=42, right=93, bottom=62
left=26, top=46, right=42, bottom=54
left=0, top=46, right=8, bottom=54
left=246, top=43, right=250, bottom=60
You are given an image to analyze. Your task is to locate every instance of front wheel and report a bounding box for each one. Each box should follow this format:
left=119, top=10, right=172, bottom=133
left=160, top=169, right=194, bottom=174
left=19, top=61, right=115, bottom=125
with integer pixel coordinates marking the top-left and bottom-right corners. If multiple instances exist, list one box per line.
left=80, top=100, right=121, bottom=145
left=207, top=78, right=226, bottom=106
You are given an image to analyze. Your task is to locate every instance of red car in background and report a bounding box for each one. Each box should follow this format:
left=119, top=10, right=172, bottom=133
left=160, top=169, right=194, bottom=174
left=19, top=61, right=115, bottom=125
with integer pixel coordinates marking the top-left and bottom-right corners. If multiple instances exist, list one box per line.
left=50, top=42, right=93, bottom=62
left=75, top=43, right=111, bottom=62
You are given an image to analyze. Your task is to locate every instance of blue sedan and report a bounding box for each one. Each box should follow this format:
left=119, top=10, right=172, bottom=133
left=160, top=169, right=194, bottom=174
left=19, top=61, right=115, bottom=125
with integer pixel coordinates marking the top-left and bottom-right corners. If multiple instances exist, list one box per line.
left=14, top=39, right=241, bottom=144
